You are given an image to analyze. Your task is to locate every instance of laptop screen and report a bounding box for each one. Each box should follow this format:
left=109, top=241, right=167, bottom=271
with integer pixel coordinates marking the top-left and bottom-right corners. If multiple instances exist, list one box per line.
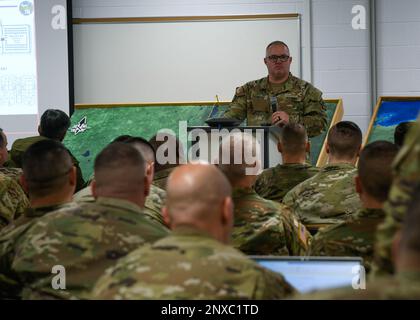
left=251, top=256, right=363, bottom=294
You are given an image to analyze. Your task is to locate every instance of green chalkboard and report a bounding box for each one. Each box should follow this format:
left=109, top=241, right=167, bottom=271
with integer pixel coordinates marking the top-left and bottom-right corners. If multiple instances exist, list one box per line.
left=64, top=100, right=342, bottom=180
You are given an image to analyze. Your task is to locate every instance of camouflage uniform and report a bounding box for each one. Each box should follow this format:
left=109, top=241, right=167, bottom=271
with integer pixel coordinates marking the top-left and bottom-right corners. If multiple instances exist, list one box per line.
left=254, top=163, right=320, bottom=203
left=0, top=197, right=169, bottom=299
left=309, top=208, right=385, bottom=273
left=0, top=202, right=74, bottom=235
left=231, top=187, right=311, bottom=256
left=283, top=163, right=362, bottom=229
left=0, top=173, right=29, bottom=231
left=144, top=184, right=168, bottom=228
left=223, top=74, right=327, bottom=138
left=73, top=184, right=168, bottom=229
left=10, top=136, right=85, bottom=192
left=372, top=123, right=420, bottom=277
left=152, top=167, right=175, bottom=190
left=294, top=272, right=420, bottom=300
left=0, top=167, right=23, bottom=185
left=91, top=227, right=296, bottom=300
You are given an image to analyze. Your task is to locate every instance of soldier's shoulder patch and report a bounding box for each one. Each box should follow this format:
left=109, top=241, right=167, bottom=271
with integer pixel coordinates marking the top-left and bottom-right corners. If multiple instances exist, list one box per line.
left=296, top=220, right=309, bottom=249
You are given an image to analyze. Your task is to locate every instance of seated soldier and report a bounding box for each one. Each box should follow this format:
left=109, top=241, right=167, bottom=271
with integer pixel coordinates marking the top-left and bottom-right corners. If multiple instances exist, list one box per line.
left=394, top=121, right=416, bottom=149
left=149, top=133, right=185, bottom=190
left=217, top=132, right=311, bottom=256
left=73, top=136, right=168, bottom=229
left=92, top=163, right=295, bottom=300
left=283, top=121, right=363, bottom=232
left=0, top=142, right=168, bottom=299
left=0, top=128, right=22, bottom=183
left=9, top=109, right=85, bottom=192
left=1, top=140, right=77, bottom=235
left=295, top=186, right=420, bottom=299
left=0, top=129, right=30, bottom=231
left=0, top=174, right=29, bottom=232
left=254, top=123, right=319, bottom=202
left=373, top=121, right=420, bottom=277
left=309, top=141, right=399, bottom=273
left=126, top=137, right=168, bottom=228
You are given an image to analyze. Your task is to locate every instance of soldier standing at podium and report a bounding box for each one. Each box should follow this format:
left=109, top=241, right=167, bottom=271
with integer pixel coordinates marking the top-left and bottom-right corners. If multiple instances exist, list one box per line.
left=223, top=41, right=328, bottom=138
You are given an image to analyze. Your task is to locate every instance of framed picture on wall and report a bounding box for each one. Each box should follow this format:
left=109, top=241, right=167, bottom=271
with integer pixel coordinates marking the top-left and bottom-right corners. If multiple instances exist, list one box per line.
left=365, top=96, right=420, bottom=145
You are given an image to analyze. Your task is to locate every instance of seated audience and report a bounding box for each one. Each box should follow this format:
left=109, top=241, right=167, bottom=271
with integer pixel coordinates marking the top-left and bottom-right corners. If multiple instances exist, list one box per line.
left=149, top=133, right=185, bottom=190
left=217, top=132, right=311, bottom=256
left=254, top=123, right=319, bottom=202
left=394, top=121, right=416, bottom=149
left=73, top=136, right=168, bottom=229
left=1, top=140, right=77, bottom=235
left=0, top=142, right=168, bottom=299
left=0, top=128, right=22, bottom=183
left=9, top=109, right=85, bottom=191
left=309, top=141, right=399, bottom=273
left=296, top=185, right=420, bottom=299
left=92, top=163, right=295, bottom=299
left=0, top=174, right=29, bottom=232
left=373, top=121, right=420, bottom=277
left=283, top=121, right=363, bottom=232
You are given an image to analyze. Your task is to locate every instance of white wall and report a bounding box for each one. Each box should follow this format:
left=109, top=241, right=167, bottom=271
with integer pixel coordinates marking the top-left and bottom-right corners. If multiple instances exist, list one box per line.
left=72, top=0, right=313, bottom=80
left=73, top=0, right=420, bottom=135
left=377, top=0, right=420, bottom=97
left=311, top=0, right=370, bottom=134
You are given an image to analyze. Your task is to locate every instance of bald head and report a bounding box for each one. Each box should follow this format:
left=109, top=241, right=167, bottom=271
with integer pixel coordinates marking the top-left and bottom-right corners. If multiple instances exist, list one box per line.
left=164, top=163, right=233, bottom=242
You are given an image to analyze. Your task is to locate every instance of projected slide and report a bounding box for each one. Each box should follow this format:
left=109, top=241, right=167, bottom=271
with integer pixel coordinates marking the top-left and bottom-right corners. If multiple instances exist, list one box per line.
left=0, top=0, right=37, bottom=115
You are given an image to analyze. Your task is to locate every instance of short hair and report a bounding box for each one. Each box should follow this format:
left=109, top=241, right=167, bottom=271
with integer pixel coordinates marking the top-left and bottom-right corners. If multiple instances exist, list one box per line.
left=394, top=121, right=416, bottom=148
left=39, top=109, right=71, bottom=141
left=400, top=185, right=420, bottom=253
left=266, top=41, right=289, bottom=55
left=124, top=136, right=156, bottom=163
left=357, top=141, right=399, bottom=202
left=217, top=132, right=261, bottom=184
left=22, top=139, right=73, bottom=198
left=279, top=123, right=308, bottom=155
left=0, top=128, right=5, bottom=148
left=112, top=135, right=133, bottom=143
left=149, top=133, right=184, bottom=171
left=94, top=142, right=146, bottom=189
left=327, top=121, right=362, bottom=159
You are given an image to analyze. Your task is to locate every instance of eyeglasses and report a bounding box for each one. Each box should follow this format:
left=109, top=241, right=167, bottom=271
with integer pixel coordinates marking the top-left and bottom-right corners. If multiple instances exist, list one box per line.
left=266, top=55, right=290, bottom=63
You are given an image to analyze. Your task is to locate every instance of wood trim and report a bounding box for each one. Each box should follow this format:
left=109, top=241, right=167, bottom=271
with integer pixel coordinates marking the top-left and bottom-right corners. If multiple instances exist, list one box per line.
left=316, top=99, right=344, bottom=167
left=380, top=96, right=420, bottom=102
left=75, top=101, right=231, bottom=109
left=363, top=96, right=383, bottom=147
left=73, top=14, right=299, bottom=24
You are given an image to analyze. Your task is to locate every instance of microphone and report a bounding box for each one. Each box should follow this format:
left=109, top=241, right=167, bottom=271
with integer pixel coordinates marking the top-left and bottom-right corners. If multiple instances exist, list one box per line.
left=270, top=96, right=278, bottom=114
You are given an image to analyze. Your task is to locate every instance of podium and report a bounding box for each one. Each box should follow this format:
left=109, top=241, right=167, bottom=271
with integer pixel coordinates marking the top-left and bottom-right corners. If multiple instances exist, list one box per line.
left=186, top=126, right=282, bottom=169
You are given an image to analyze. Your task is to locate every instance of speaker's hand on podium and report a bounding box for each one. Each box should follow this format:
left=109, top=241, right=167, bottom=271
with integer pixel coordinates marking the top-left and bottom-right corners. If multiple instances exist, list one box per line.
left=271, top=111, right=289, bottom=127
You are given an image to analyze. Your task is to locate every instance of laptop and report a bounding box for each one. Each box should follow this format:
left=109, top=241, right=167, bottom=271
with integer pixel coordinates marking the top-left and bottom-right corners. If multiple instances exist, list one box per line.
left=250, top=256, right=364, bottom=294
